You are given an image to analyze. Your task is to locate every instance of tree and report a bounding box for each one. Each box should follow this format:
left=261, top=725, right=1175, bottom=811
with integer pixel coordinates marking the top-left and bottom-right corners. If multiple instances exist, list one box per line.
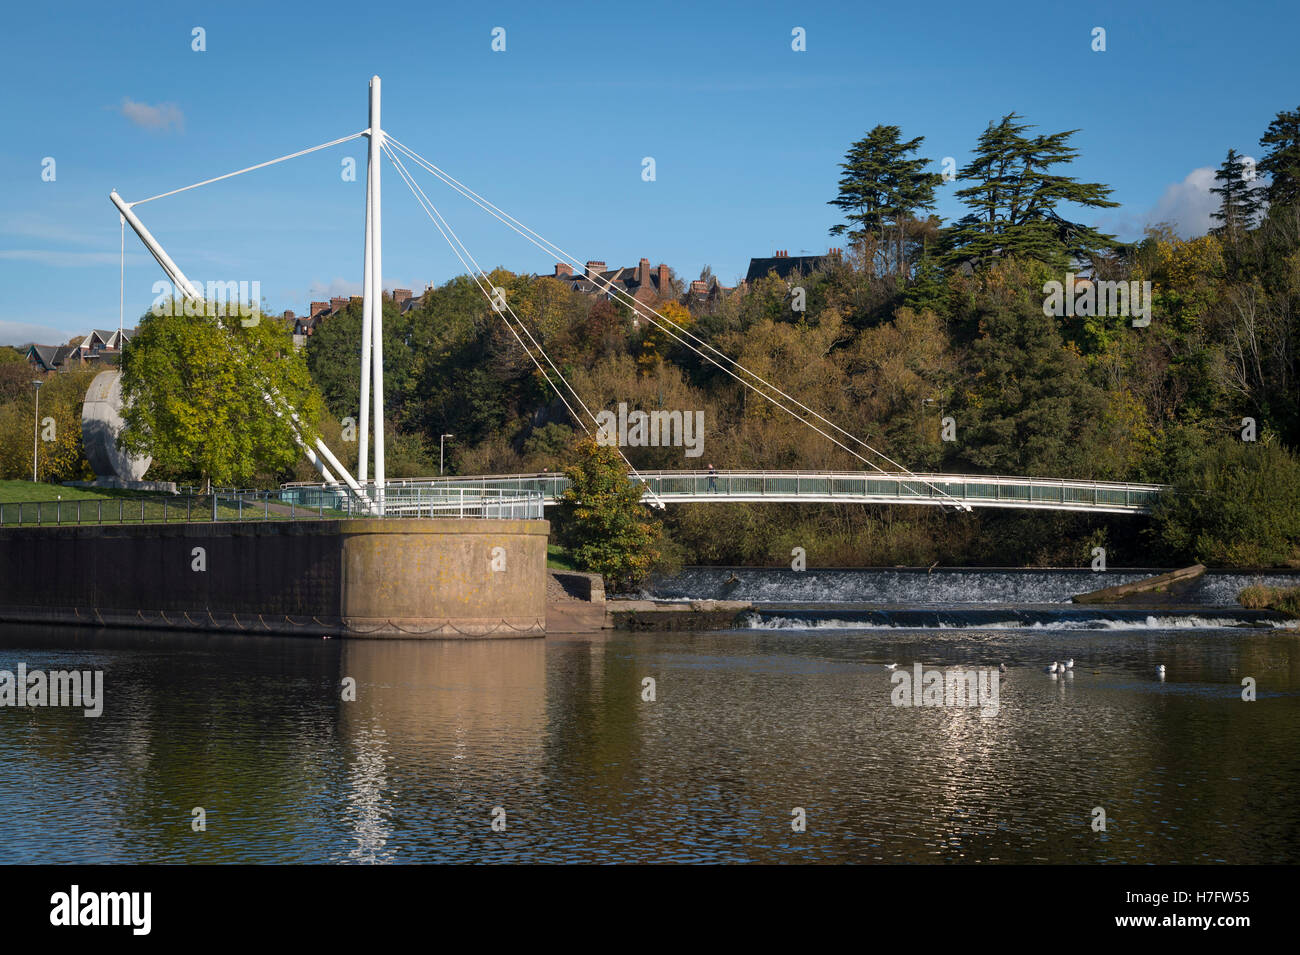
left=829, top=125, right=941, bottom=277
left=0, top=360, right=36, bottom=405
left=521, top=421, right=576, bottom=469
left=119, top=303, right=324, bottom=490
left=940, top=113, right=1120, bottom=269
left=1259, top=105, right=1300, bottom=209
left=304, top=297, right=417, bottom=425
left=950, top=259, right=1110, bottom=477
left=1150, top=439, right=1300, bottom=566
left=576, top=298, right=628, bottom=363
left=1210, top=149, right=1264, bottom=237
left=1131, top=227, right=1225, bottom=334
left=0, top=369, right=95, bottom=482
left=636, top=300, right=693, bottom=373
left=558, top=437, right=663, bottom=590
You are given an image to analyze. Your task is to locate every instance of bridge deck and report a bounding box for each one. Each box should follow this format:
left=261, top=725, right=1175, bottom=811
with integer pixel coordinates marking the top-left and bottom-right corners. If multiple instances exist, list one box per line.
left=283, top=471, right=1166, bottom=515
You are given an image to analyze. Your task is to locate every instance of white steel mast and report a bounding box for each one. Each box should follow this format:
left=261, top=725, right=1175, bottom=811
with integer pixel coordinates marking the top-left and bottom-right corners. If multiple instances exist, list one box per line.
left=365, top=75, right=386, bottom=513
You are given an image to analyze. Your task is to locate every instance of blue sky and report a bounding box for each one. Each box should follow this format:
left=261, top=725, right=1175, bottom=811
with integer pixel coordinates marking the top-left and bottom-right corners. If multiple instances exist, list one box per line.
left=1, top=0, right=1294, bottom=344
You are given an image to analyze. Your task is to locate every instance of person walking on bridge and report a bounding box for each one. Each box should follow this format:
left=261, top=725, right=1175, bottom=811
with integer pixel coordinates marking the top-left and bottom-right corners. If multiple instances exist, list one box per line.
left=707, top=463, right=718, bottom=493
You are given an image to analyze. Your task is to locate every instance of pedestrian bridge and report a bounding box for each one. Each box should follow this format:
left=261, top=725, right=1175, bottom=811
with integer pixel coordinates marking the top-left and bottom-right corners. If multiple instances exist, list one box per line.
left=282, top=471, right=1167, bottom=515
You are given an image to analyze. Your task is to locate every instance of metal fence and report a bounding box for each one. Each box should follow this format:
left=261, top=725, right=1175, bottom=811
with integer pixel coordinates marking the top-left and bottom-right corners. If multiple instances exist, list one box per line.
left=278, top=484, right=545, bottom=519
left=0, top=486, right=545, bottom=528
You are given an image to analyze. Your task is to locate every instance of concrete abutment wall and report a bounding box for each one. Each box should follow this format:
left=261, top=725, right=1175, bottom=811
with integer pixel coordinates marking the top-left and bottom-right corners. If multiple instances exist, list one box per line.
left=0, top=518, right=549, bottom=639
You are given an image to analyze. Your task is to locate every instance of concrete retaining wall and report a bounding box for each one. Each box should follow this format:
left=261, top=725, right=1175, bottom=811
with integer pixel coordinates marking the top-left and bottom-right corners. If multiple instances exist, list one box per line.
left=0, top=518, right=549, bottom=639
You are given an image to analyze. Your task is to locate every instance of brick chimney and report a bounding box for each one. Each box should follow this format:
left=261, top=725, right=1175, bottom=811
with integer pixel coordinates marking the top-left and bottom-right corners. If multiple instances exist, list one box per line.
left=393, top=288, right=412, bottom=305
left=555, top=263, right=573, bottom=277
left=657, top=263, right=670, bottom=292
left=584, top=260, right=606, bottom=278
left=330, top=296, right=347, bottom=312
left=638, top=257, right=651, bottom=287
left=690, top=280, right=707, bottom=295
left=349, top=295, right=362, bottom=307
left=310, top=301, right=328, bottom=318
left=282, top=310, right=296, bottom=321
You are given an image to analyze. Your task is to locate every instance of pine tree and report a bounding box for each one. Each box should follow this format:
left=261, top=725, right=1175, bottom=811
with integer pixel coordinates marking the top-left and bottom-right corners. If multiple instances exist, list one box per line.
left=939, top=113, right=1119, bottom=270
left=828, top=125, right=941, bottom=277
left=1259, top=106, right=1300, bottom=209
left=1210, top=148, right=1264, bottom=237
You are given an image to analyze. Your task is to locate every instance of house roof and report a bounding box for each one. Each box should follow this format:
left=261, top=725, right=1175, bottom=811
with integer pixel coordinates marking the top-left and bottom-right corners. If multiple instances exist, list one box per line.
left=554, top=264, right=672, bottom=300
left=26, top=344, right=76, bottom=370
left=744, top=253, right=837, bottom=283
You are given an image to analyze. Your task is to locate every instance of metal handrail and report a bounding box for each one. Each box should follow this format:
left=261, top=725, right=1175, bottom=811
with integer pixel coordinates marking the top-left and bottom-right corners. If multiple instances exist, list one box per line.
left=0, top=486, right=545, bottom=527
left=281, top=469, right=1169, bottom=492
left=280, top=470, right=1169, bottom=515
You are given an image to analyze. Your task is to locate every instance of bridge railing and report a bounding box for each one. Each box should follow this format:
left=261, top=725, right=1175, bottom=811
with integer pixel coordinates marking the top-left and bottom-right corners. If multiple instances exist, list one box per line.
left=282, top=470, right=1167, bottom=513
left=632, top=472, right=1162, bottom=510
left=278, top=484, right=546, bottom=519
left=1, top=486, right=546, bottom=527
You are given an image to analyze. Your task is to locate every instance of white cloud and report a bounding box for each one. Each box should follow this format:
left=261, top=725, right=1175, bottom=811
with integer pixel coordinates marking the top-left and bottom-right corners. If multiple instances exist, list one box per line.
left=0, top=320, right=71, bottom=347
left=1145, top=167, right=1219, bottom=238
left=1, top=219, right=107, bottom=247
left=118, top=98, right=184, bottom=132
left=306, top=278, right=362, bottom=299
left=286, top=277, right=412, bottom=303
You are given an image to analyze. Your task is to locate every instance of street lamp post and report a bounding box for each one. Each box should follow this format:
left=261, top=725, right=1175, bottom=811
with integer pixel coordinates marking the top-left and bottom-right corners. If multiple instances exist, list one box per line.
left=440, top=433, right=453, bottom=476
left=31, top=379, right=43, bottom=483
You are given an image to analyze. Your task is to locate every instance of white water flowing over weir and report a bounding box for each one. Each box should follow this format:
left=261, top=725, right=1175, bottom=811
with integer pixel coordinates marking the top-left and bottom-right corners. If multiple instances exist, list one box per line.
left=652, top=567, right=1300, bottom=606
left=646, top=567, right=1300, bottom=632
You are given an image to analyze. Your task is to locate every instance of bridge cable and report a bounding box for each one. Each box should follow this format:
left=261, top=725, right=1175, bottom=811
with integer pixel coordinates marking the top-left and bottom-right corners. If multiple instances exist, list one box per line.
left=381, top=141, right=666, bottom=507
left=383, top=143, right=665, bottom=507
left=384, top=137, right=942, bottom=494
left=386, top=137, right=964, bottom=508
left=384, top=136, right=965, bottom=507
left=386, top=138, right=903, bottom=462
left=385, top=139, right=882, bottom=469
left=113, top=133, right=376, bottom=501
left=381, top=142, right=591, bottom=432
left=130, top=131, right=369, bottom=207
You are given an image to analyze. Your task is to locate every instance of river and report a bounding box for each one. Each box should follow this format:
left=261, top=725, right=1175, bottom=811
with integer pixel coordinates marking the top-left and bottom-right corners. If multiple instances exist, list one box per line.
left=1, top=568, right=1297, bottom=863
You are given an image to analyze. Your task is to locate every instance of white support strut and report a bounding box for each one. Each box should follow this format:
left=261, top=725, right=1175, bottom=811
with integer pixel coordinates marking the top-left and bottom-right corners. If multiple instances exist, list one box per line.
left=109, top=190, right=372, bottom=507
left=367, top=76, right=386, bottom=513
left=359, top=151, right=373, bottom=487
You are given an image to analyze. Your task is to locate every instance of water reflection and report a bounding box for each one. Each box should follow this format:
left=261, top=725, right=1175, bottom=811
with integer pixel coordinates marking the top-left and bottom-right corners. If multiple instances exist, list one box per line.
left=0, top=624, right=1295, bottom=863
left=331, top=639, right=547, bottom=862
